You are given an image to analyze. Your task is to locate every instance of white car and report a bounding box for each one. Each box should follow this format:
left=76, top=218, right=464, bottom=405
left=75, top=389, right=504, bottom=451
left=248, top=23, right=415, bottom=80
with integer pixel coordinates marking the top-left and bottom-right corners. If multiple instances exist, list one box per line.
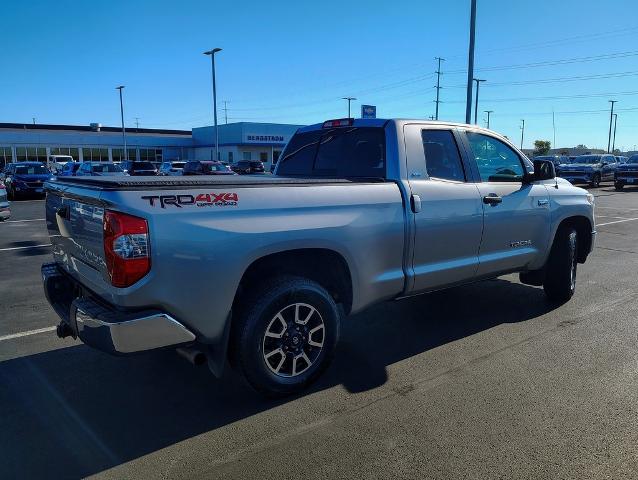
left=0, top=182, right=10, bottom=220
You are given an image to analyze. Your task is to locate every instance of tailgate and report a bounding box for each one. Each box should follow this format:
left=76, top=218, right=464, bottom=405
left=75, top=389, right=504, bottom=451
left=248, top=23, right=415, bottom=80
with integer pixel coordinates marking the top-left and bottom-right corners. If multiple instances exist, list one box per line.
left=45, top=182, right=109, bottom=289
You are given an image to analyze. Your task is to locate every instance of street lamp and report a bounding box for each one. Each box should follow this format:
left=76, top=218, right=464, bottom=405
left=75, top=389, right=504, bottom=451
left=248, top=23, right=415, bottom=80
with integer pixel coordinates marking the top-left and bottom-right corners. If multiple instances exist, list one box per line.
left=607, top=100, right=617, bottom=153
left=612, top=113, right=618, bottom=153
left=204, top=48, right=222, bottom=161
left=484, top=110, right=493, bottom=129
left=520, top=119, right=525, bottom=150
left=342, top=97, right=356, bottom=118
left=115, top=86, right=127, bottom=161
left=473, top=78, right=485, bottom=124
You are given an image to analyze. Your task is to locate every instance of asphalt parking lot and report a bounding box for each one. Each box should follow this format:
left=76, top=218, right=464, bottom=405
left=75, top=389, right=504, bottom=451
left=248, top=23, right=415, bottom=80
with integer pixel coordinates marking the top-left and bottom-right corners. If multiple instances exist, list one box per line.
left=2, top=186, right=638, bottom=479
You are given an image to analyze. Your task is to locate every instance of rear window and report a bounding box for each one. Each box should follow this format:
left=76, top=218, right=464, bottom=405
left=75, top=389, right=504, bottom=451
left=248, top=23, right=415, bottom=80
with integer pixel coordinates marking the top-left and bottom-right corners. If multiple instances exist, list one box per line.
left=92, top=164, right=123, bottom=173
left=172, top=162, right=185, bottom=168
left=277, top=127, right=386, bottom=178
left=132, top=162, right=155, bottom=170
left=15, top=165, right=48, bottom=175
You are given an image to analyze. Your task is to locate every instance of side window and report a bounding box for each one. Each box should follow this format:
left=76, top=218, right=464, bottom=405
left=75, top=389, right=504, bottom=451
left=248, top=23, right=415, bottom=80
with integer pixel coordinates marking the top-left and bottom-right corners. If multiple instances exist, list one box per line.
left=466, top=132, right=525, bottom=182
left=421, top=130, right=465, bottom=182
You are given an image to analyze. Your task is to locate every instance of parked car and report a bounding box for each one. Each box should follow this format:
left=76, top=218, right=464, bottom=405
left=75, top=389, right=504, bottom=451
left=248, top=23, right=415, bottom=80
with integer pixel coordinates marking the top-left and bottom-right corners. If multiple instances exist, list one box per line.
left=231, top=160, right=265, bottom=174
left=182, top=161, right=236, bottom=175
left=614, top=154, right=638, bottom=190
left=556, top=154, right=618, bottom=187
left=75, top=162, right=127, bottom=177
left=159, top=161, right=186, bottom=176
left=534, top=155, right=569, bottom=168
left=615, top=155, right=629, bottom=164
left=48, top=155, right=76, bottom=173
left=0, top=182, right=10, bottom=220
left=42, top=118, right=595, bottom=396
left=1, top=162, right=52, bottom=199
left=57, top=162, right=82, bottom=177
left=120, top=161, right=158, bottom=176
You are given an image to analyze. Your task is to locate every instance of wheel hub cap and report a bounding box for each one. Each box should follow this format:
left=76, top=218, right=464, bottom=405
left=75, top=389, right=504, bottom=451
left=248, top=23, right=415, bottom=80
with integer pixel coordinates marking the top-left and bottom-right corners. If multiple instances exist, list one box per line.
left=262, top=303, right=325, bottom=378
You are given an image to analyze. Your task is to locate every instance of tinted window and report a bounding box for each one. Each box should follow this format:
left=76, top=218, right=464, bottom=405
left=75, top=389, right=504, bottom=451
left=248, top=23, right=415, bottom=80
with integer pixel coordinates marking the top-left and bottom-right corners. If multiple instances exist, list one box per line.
left=278, top=127, right=385, bottom=178
left=92, top=163, right=123, bottom=173
left=132, top=162, right=155, bottom=170
left=467, top=132, right=525, bottom=182
left=15, top=164, right=48, bottom=175
left=421, top=130, right=465, bottom=182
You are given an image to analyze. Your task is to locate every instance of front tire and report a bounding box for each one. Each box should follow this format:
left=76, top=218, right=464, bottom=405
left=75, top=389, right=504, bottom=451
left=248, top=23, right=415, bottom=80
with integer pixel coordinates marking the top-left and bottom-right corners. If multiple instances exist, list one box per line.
left=590, top=174, right=601, bottom=188
left=615, top=181, right=624, bottom=191
left=543, top=227, right=578, bottom=303
left=230, top=276, right=341, bottom=397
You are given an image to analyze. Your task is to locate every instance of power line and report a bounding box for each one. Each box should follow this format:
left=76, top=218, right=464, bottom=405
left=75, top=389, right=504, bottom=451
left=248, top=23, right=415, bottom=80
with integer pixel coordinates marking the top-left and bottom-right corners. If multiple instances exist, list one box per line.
left=445, top=70, right=638, bottom=88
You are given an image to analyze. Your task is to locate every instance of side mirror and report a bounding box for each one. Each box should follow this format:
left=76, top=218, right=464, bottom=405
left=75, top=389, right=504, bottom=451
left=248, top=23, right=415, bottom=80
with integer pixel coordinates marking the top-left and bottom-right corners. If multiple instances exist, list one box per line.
left=530, top=159, right=556, bottom=182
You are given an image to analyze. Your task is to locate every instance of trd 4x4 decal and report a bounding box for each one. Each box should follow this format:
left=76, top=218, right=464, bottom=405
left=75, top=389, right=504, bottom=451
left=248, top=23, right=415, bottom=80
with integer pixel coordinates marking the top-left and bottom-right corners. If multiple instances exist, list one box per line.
left=142, top=192, right=239, bottom=208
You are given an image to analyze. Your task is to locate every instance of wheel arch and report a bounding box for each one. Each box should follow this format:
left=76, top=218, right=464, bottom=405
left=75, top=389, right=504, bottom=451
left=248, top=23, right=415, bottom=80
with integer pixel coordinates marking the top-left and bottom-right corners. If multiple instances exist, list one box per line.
left=552, top=215, right=593, bottom=263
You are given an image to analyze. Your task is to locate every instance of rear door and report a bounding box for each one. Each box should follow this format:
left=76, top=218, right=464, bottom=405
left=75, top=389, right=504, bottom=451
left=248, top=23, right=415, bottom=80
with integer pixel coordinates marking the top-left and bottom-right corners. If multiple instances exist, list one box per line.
left=601, top=155, right=616, bottom=181
left=404, top=124, right=484, bottom=292
left=461, top=130, right=550, bottom=276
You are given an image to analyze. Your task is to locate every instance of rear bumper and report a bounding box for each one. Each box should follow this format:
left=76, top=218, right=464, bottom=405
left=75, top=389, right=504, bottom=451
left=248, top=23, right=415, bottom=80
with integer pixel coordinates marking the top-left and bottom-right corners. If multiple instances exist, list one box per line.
left=41, top=262, right=195, bottom=354
left=615, top=175, right=638, bottom=184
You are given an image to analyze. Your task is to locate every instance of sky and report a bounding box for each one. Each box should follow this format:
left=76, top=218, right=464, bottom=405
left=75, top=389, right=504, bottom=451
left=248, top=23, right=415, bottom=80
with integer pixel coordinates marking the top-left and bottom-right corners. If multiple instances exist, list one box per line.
left=2, top=0, right=638, bottom=150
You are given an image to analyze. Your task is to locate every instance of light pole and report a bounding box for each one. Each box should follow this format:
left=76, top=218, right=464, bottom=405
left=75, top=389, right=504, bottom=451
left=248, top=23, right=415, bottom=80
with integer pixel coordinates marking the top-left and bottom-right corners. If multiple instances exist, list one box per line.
left=116, top=86, right=127, bottom=161
left=520, top=119, right=525, bottom=150
left=473, top=78, right=485, bottom=124
left=434, top=57, right=445, bottom=120
left=612, top=113, right=618, bottom=153
left=465, top=0, right=477, bottom=124
left=204, top=48, right=222, bottom=161
left=342, top=97, right=356, bottom=118
left=484, top=110, right=493, bottom=129
left=607, top=100, right=617, bottom=153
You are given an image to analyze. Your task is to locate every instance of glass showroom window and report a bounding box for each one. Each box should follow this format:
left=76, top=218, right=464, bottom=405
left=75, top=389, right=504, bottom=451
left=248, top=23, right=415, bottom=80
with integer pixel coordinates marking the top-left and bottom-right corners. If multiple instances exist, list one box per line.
left=139, top=148, right=162, bottom=163
left=83, top=148, right=109, bottom=162
left=243, top=151, right=251, bottom=161
left=50, top=147, right=79, bottom=159
left=25, top=147, right=47, bottom=162
left=16, top=147, right=27, bottom=162
left=0, top=147, right=12, bottom=169
left=112, top=148, right=137, bottom=162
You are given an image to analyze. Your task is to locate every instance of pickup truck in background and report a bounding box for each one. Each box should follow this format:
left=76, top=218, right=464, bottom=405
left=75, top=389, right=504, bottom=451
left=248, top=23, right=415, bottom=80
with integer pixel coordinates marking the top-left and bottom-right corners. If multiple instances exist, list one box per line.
left=556, top=153, right=618, bottom=187
left=42, top=118, right=596, bottom=396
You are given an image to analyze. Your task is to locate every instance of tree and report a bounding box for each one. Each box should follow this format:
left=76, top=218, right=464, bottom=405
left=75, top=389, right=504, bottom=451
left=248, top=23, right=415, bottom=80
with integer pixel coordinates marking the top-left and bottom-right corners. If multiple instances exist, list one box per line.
left=534, top=140, right=551, bottom=156
left=575, top=144, right=588, bottom=149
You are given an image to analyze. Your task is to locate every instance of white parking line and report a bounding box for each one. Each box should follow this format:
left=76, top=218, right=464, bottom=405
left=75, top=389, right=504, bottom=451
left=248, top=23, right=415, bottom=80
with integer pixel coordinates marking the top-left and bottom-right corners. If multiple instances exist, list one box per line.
left=1, top=218, right=45, bottom=224
left=597, top=217, right=638, bottom=227
left=0, top=326, right=56, bottom=342
left=597, top=206, right=638, bottom=212
left=0, top=243, right=52, bottom=252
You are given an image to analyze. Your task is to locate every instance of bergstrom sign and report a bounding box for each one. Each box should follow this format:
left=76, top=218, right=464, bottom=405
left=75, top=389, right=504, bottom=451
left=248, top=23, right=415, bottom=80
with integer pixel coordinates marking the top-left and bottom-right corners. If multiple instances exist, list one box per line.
left=244, top=134, right=289, bottom=143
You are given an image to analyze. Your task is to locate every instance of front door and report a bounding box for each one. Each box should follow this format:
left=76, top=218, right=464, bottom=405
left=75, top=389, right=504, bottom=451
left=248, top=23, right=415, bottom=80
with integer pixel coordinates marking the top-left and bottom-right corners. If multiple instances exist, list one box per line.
left=462, top=131, right=551, bottom=276
left=404, top=124, right=484, bottom=293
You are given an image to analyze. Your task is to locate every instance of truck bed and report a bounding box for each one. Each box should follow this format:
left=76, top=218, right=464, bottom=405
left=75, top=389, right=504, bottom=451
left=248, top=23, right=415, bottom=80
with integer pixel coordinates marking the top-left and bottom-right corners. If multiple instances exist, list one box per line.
left=50, top=175, right=385, bottom=190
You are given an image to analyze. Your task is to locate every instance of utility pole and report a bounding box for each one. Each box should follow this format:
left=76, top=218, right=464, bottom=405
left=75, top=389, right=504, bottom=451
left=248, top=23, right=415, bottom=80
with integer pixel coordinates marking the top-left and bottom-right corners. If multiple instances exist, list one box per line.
left=342, top=97, right=356, bottom=118
left=552, top=110, right=556, bottom=149
left=429, top=115, right=435, bottom=120
left=484, top=110, right=493, bottom=129
left=135, top=117, right=140, bottom=131
left=116, top=86, right=127, bottom=161
left=612, top=113, right=618, bottom=153
left=465, top=0, right=477, bottom=124
left=607, top=100, right=617, bottom=153
left=32, top=117, right=36, bottom=125
left=520, top=119, right=525, bottom=150
left=473, top=78, right=485, bottom=124
left=223, top=101, right=229, bottom=124
left=434, top=57, right=445, bottom=120
left=204, top=48, right=222, bottom=161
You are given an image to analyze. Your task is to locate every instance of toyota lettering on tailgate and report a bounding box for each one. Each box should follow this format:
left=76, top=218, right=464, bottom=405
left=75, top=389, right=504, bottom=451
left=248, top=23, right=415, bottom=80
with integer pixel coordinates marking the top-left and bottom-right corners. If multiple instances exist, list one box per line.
left=142, top=192, right=239, bottom=208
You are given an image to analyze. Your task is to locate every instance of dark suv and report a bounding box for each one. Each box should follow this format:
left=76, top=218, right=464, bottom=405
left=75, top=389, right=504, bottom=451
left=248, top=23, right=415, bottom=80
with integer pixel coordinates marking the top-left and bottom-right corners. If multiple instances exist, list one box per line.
left=120, top=161, right=158, bottom=176
left=231, top=160, right=265, bottom=174
left=556, top=154, right=617, bottom=187
left=182, top=161, right=236, bottom=175
left=1, top=162, right=51, bottom=199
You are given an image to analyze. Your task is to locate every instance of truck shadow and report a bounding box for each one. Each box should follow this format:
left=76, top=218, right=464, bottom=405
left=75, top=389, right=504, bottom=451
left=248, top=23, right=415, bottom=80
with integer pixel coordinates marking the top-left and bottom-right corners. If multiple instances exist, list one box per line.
left=0, top=278, right=557, bottom=479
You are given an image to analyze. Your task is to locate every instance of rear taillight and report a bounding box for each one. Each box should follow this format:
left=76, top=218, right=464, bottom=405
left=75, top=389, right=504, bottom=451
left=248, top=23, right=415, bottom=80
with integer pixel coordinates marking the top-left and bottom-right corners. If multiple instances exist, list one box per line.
left=103, top=210, right=150, bottom=287
left=322, top=118, right=354, bottom=128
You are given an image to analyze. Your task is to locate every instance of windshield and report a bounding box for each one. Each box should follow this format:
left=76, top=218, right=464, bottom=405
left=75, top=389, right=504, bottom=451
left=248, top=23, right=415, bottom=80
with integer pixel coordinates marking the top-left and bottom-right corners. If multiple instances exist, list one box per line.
left=92, top=163, right=123, bottom=173
left=15, top=164, right=48, bottom=175
left=171, top=162, right=185, bottom=168
left=573, top=155, right=602, bottom=164
left=203, top=163, right=231, bottom=172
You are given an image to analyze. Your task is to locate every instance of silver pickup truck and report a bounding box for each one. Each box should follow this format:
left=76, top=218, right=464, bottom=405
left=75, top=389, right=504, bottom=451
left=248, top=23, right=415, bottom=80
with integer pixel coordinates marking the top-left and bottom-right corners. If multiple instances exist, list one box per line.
left=42, top=118, right=596, bottom=396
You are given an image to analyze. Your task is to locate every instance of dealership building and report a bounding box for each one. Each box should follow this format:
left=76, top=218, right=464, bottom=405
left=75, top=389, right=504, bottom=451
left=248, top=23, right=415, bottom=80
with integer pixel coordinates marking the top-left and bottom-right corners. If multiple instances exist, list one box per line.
left=0, top=121, right=304, bottom=170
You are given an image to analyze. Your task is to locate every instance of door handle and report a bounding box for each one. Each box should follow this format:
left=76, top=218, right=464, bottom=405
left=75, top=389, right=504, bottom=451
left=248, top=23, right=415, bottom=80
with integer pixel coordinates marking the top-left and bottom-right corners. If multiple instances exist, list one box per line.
left=483, top=194, right=502, bottom=205
left=410, top=194, right=422, bottom=213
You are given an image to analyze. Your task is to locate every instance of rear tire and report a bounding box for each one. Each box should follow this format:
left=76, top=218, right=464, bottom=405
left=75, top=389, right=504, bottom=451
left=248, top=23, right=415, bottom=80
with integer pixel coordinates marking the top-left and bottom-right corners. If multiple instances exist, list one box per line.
left=230, top=275, right=340, bottom=397
left=615, top=181, right=624, bottom=191
left=590, top=174, right=601, bottom=188
left=543, top=226, right=578, bottom=303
